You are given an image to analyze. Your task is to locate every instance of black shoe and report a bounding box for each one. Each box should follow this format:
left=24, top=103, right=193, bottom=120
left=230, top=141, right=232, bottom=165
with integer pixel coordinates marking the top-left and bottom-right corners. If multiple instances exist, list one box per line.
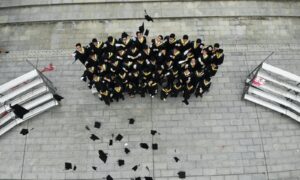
left=182, top=100, right=189, bottom=105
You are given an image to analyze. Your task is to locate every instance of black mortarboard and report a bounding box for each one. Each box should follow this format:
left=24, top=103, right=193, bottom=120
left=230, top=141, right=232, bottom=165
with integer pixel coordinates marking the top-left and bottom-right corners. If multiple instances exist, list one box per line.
left=85, top=125, right=90, bottom=131
left=10, top=104, right=29, bottom=119
left=178, top=171, right=186, bottom=179
left=125, top=148, right=130, bottom=154
left=135, top=178, right=141, bottom=180
left=20, top=128, right=29, bottom=135
left=115, top=134, right=123, bottom=141
left=144, top=10, right=154, bottom=22
left=65, top=162, right=72, bottom=170
left=174, top=157, right=180, bottom=162
left=94, top=121, right=101, bottom=129
left=121, top=32, right=128, bottom=38
left=53, top=94, right=64, bottom=101
left=150, top=130, right=157, bottom=136
left=152, top=143, right=158, bottom=150
left=90, top=134, right=99, bottom=141
left=98, top=150, right=108, bottom=163
left=145, top=177, right=153, bottom=180
left=144, top=29, right=149, bottom=36
left=106, top=175, right=113, bottom=180
left=128, top=118, right=135, bottom=124
left=146, top=166, right=150, bottom=172
left=118, top=159, right=125, bottom=166
left=132, top=165, right=139, bottom=171
left=92, top=166, right=97, bottom=170
left=73, top=165, right=77, bottom=171
left=140, top=143, right=149, bottom=149
left=109, top=139, right=113, bottom=146
left=139, top=22, right=145, bottom=34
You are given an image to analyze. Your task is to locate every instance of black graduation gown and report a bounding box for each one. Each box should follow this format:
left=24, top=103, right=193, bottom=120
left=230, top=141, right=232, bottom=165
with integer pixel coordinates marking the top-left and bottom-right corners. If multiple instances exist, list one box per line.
left=89, top=41, right=104, bottom=56
left=212, top=52, right=224, bottom=65
left=160, top=87, right=172, bottom=100
left=74, top=47, right=89, bottom=65
left=195, top=79, right=211, bottom=97
left=135, top=36, right=147, bottom=51
left=175, top=39, right=192, bottom=53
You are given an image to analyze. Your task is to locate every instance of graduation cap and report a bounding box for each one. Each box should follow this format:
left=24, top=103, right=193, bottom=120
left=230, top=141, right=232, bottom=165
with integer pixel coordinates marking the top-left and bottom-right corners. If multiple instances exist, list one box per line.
left=115, top=134, right=123, bottom=141
left=150, top=130, right=157, bottom=136
left=128, top=118, right=135, bottom=124
left=139, top=22, right=145, bottom=34
left=152, top=143, right=158, bottom=150
left=94, top=121, right=101, bottom=129
left=90, top=134, right=99, bottom=141
left=106, top=175, right=113, bottom=180
left=65, top=162, right=72, bottom=170
left=174, top=157, right=180, bottom=162
left=144, top=10, right=154, bottom=22
left=178, top=171, right=186, bottom=179
left=144, top=29, right=149, bottom=37
left=145, top=177, right=153, bottom=180
left=145, top=166, right=150, bottom=172
left=98, top=150, right=108, bottom=163
left=85, top=125, right=90, bottom=131
left=20, top=128, right=29, bottom=135
left=53, top=94, right=64, bottom=101
left=73, top=165, right=77, bottom=171
left=92, top=166, right=97, bottom=171
left=124, top=148, right=130, bottom=154
left=140, top=143, right=149, bottom=149
left=118, top=159, right=125, bottom=166
left=134, top=178, right=141, bottom=180
left=10, top=104, right=29, bottom=119
left=132, top=165, right=139, bottom=171
left=109, top=139, right=113, bottom=146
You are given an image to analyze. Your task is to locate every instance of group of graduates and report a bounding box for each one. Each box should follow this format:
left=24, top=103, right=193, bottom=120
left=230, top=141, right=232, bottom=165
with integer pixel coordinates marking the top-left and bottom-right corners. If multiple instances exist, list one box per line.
left=73, top=31, right=224, bottom=105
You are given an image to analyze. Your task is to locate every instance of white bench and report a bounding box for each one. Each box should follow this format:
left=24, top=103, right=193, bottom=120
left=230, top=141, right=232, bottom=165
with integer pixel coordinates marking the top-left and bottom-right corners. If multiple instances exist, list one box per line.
left=0, top=68, right=60, bottom=137
left=0, top=100, right=59, bottom=136
left=0, top=93, right=54, bottom=126
left=0, top=78, right=44, bottom=104
left=244, top=94, right=300, bottom=123
left=0, top=70, right=39, bottom=95
left=244, top=62, right=300, bottom=122
left=0, top=86, right=49, bottom=115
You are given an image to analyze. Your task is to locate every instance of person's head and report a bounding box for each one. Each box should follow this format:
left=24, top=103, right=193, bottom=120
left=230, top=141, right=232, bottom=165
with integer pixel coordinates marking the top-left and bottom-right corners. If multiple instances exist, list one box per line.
left=107, top=36, right=114, bottom=44
left=207, top=45, right=213, bottom=52
left=160, top=48, right=166, bottom=55
left=92, top=38, right=98, bottom=46
left=169, top=33, right=176, bottom=42
left=190, top=58, right=196, bottom=66
left=117, top=47, right=124, bottom=55
left=122, top=32, right=129, bottom=42
left=202, top=48, right=208, bottom=55
left=173, top=47, right=179, bottom=54
left=130, top=44, right=137, bottom=52
left=196, top=38, right=202, bottom=44
left=214, top=43, right=220, bottom=51
left=182, top=35, right=189, bottom=43
left=143, top=44, right=149, bottom=51
left=156, top=35, right=163, bottom=42
left=75, top=43, right=81, bottom=51
left=136, top=31, right=142, bottom=38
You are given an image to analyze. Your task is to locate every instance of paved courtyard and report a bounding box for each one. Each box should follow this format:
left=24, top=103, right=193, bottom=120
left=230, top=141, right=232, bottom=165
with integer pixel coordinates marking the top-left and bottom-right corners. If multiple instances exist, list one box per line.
left=0, top=1, right=300, bottom=180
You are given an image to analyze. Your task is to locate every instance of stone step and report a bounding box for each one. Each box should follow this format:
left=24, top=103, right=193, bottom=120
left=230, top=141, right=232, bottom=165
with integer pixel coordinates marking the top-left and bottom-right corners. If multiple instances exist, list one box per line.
left=0, top=1, right=299, bottom=24
left=0, top=17, right=299, bottom=51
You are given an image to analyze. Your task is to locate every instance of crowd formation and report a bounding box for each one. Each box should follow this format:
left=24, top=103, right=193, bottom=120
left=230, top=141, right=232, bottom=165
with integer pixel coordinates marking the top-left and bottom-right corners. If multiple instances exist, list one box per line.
left=73, top=32, right=224, bottom=105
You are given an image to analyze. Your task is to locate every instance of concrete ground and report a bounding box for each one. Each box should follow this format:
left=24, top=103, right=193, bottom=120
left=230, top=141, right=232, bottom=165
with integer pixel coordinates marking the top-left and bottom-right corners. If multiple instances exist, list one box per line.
left=0, top=1, right=300, bottom=180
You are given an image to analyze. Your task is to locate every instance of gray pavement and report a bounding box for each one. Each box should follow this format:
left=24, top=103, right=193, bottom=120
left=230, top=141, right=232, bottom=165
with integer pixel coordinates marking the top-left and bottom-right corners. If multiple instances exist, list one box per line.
left=0, top=1, right=300, bottom=180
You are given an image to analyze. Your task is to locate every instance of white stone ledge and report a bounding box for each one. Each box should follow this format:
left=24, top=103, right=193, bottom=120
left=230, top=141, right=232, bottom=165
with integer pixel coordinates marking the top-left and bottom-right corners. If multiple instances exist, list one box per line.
left=0, top=1, right=299, bottom=24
